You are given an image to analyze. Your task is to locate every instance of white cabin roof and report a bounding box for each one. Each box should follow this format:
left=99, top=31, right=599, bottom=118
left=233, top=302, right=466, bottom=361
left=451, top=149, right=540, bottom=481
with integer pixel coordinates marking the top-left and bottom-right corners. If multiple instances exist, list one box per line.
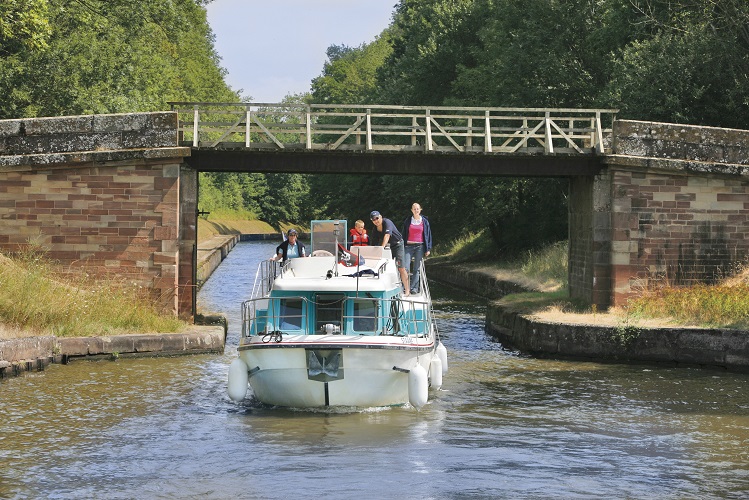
left=274, top=249, right=400, bottom=293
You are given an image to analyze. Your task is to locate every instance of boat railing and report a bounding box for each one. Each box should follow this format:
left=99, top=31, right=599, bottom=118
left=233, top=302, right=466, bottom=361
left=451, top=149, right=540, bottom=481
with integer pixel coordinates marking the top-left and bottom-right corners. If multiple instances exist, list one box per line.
left=240, top=295, right=433, bottom=338
left=419, top=259, right=441, bottom=342
left=250, top=259, right=288, bottom=300
left=242, top=295, right=310, bottom=337
left=353, top=297, right=433, bottom=338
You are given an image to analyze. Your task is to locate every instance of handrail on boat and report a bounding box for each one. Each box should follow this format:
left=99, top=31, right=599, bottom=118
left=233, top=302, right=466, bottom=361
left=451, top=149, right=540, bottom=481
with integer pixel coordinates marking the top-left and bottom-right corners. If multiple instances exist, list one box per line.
left=419, top=259, right=441, bottom=344
left=241, top=295, right=433, bottom=338
left=250, top=258, right=289, bottom=300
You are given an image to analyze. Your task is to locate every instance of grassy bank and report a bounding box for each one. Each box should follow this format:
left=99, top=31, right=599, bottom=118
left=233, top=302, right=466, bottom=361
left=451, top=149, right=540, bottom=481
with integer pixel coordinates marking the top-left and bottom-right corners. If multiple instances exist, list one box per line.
left=0, top=250, right=186, bottom=340
left=436, top=230, right=749, bottom=330
left=0, top=216, right=282, bottom=340
left=197, top=214, right=278, bottom=242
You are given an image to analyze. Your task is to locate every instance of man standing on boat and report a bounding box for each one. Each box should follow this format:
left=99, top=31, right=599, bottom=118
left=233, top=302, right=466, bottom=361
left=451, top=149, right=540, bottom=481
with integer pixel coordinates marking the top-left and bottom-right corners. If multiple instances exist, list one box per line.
left=270, top=228, right=307, bottom=263
left=370, top=211, right=410, bottom=296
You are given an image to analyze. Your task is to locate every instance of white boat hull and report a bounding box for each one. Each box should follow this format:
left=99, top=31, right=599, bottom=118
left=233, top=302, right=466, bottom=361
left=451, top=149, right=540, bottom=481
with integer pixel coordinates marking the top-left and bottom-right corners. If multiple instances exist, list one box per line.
left=238, top=337, right=436, bottom=407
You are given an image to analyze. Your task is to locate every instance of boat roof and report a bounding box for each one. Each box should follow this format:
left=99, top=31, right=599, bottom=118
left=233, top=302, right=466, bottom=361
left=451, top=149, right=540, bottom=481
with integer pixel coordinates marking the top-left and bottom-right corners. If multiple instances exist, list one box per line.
left=273, top=246, right=401, bottom=293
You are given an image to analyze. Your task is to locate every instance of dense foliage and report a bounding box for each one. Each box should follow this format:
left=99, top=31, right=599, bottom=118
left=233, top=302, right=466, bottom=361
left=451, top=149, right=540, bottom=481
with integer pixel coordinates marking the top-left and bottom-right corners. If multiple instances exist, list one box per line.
left=0, top=0, right=237, bottom=118
left=304, top=0, right=749, bottom=253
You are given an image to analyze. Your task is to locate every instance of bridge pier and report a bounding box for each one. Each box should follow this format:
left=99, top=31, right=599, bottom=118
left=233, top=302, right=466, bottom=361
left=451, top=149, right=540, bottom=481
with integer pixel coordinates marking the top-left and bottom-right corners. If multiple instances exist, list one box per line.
left=0, top=112, right=195, bottom=319
left=568, top=172, right=612, bottom=308
left=574, top=120, right=749, bottom=308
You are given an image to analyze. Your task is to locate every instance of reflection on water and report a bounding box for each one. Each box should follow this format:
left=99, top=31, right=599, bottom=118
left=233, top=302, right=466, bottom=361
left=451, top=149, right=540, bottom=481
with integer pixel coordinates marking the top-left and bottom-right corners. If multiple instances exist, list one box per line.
left=1, top=242, right=748, bottom=499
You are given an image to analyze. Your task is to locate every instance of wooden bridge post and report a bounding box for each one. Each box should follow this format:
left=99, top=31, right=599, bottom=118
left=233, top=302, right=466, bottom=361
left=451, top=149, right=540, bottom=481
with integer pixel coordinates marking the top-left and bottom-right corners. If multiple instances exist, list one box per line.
left=245, top=105, right=251, bottom=148
left=366, top=108, right=372, bottom=150
left=484, top=111, right=492, bottom=153
left=426, top=109, right=433, bottom=151
left=305, top=105, right=312, bottom=150
left=595, top=111, right=604, bottom=154
left=192, top=105, right=199, bottom=147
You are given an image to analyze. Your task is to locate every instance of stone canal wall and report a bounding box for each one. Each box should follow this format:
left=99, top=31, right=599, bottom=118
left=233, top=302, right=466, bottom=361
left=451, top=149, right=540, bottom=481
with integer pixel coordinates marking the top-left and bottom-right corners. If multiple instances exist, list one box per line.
left=0, top=326, right=226, bottom=378
left=428, top=263, right=749, bottom=372
left=197, top=234, right=240, bottom=286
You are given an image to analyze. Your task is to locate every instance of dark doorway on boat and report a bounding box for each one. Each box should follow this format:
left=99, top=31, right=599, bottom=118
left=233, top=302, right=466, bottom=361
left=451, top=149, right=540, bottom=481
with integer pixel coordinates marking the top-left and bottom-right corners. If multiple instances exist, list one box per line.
left=315, top=294, right=345, bottom=333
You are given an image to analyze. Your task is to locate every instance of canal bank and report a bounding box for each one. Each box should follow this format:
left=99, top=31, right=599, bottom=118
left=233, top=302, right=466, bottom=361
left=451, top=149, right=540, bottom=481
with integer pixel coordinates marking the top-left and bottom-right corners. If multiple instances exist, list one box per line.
left=0, top=325, right=226, bottom=378
left=428, top=262, right=749, bottom=372
left=0, top=232, right=266, bottom=377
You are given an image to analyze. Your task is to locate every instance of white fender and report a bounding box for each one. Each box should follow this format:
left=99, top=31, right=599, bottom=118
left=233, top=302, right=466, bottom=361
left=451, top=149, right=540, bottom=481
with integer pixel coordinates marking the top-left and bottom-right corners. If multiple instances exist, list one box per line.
left=429, top=355, right=443, bottom=390
left=436, top=341, right=448, bottom=374
left=227, top=358, right=249, bottom=402
left=408, top=364, right=428, bottom=409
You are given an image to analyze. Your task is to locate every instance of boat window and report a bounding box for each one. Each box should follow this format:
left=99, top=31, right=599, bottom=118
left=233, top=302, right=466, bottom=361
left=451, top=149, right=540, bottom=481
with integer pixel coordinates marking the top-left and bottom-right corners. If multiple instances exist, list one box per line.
left=315, top=294, right=345, bottom=333
left=352, top=299, right=377, bottom=332
left=279, top=298, right=304, bottom=330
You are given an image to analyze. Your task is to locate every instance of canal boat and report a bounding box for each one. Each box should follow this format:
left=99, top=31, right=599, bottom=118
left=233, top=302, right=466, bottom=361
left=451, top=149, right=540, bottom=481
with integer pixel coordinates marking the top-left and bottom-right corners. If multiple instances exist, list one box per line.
left=227, top=220, right=447, bottom=409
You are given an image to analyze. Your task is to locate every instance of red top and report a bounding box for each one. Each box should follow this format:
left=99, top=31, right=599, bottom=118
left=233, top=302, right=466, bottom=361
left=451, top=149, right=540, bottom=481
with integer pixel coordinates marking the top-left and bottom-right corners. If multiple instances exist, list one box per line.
left=406, top=220, right=425, bottom=243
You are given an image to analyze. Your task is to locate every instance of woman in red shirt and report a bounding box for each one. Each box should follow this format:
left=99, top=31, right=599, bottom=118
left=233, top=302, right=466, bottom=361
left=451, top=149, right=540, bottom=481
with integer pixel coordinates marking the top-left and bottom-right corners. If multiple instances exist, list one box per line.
left=401, top=203, right=433, bottom=294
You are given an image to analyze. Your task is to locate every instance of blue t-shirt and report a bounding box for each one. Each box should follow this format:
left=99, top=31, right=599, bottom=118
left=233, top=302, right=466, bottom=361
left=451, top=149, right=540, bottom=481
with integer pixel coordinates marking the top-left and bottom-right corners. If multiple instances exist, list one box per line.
left=377, top=217, right=403, bottom=245
left=286, top=243, right=300, bottom=259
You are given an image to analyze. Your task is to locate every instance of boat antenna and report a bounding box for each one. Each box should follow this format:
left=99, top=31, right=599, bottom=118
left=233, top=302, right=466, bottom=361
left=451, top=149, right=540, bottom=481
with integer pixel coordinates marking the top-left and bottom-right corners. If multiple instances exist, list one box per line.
left=355, top=245, right=361, bottom=297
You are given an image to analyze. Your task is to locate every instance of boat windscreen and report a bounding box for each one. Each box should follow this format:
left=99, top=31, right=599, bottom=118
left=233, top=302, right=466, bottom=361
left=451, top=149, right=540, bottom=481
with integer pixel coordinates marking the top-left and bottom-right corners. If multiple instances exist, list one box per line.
left=349, top=245, right=383, bottom=261
left=311, top=220, right=348, bottom=253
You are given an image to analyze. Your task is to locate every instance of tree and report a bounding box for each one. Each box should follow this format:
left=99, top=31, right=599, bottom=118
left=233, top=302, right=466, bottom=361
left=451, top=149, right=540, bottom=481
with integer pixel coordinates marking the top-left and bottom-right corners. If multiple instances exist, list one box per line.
left=0, top=0, right=238, bottom=119
left=311, top=37, right=393, bottom=104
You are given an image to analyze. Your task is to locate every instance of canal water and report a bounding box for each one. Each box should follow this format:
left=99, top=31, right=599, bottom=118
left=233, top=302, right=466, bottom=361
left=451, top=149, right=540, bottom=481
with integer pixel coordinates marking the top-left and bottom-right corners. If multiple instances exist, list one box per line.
left=1, top=241, right=748, bottom=499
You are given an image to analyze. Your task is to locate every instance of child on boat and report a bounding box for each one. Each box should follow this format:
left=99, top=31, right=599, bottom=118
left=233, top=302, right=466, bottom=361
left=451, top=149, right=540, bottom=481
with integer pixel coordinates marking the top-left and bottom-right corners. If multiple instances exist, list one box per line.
left=349, top=219, right=369, bottom=247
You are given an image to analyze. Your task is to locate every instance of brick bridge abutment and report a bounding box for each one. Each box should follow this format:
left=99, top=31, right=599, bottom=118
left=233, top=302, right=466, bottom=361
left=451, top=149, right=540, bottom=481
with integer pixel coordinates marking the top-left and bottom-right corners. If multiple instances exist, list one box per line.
left=0, top=112, right=197, bottom=319
left=1, top=112, right=748, bottom=320
left=569, top=120, right=749, bottom=308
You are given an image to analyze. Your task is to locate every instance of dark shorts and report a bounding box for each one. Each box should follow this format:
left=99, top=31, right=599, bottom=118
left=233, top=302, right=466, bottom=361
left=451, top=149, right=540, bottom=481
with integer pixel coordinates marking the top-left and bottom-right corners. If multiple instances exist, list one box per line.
left=391, top=240, right=405, bottom=269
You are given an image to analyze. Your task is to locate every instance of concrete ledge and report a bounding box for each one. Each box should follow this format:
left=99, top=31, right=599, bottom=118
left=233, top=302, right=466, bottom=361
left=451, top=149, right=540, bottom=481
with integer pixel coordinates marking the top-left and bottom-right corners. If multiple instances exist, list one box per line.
left=197, top=234, right=240, bottom=286
left=0, top=146, right=191, bottom=170
left=487, top=307, right=749, bottom=372
left=428, top=261, right=749, bottom=372
left=0, top=325, right=226, bottom=378
left=428, top=263, right=529, bottom=299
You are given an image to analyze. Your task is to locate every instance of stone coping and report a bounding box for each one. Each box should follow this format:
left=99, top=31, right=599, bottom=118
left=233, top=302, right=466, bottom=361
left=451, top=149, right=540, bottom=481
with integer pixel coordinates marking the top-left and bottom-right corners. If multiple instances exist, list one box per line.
left=0, top=146, right=191, bottom=170
left=0, top=324, right=226, bottom=378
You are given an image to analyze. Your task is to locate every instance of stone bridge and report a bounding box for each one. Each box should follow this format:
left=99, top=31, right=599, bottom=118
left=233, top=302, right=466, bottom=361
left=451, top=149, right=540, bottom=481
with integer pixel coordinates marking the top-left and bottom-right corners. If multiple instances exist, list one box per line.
left=0, top=108, right=747, bottom=319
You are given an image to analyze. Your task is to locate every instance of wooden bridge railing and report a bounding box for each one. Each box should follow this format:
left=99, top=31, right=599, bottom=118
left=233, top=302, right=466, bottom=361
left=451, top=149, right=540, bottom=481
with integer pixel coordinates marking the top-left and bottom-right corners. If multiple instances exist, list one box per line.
left=168, top=102, right=618, bottom=155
